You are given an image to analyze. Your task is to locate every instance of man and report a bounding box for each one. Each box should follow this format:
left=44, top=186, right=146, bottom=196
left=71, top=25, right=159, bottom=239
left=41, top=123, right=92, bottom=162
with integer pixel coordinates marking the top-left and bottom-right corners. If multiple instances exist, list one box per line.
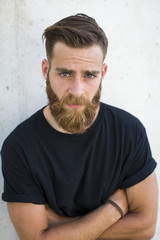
left=1, top=14, right=158, bottom=240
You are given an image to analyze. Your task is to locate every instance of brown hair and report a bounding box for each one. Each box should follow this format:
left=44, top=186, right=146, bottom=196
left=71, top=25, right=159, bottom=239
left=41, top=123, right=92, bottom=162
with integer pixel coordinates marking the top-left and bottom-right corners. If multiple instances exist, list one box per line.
left=42, top=13, right=108, bottom=63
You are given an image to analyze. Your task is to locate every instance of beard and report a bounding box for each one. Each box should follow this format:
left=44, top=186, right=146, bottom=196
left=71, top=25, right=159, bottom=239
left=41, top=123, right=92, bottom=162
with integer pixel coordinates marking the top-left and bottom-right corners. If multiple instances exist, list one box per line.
left=46, top=74, right=101, bottom=134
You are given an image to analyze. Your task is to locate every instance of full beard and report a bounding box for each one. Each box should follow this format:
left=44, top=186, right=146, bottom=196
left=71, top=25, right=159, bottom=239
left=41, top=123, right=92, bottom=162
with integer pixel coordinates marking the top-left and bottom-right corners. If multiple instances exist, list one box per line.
left=46, top=75, right=101, bottom=134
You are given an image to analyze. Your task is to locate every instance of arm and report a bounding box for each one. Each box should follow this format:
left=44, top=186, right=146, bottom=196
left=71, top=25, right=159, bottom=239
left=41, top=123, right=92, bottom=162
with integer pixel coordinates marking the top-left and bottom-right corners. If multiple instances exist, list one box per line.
left=7, top=189, right=128, bottom=240
left=98, top=172, right=158, bottom=240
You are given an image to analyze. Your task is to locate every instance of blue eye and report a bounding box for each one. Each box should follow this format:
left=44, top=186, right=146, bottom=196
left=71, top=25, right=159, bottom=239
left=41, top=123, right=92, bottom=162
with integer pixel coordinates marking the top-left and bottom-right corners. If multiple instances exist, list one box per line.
left=86, top=74, right=94, bottom=79
left=61, top=72, right=70, bottom=77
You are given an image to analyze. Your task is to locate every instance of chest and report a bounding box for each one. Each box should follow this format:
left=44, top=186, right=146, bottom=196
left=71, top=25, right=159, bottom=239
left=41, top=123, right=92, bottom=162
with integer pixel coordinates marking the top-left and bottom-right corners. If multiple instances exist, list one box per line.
left=29, top=135, right=128, bottom=216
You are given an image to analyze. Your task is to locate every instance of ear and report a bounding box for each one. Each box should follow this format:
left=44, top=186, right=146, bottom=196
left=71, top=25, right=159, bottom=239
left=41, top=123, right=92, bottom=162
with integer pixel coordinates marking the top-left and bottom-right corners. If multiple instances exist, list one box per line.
left=101, top=63, right=108, bottom=80
left=42, top=59, right=49, bottom=80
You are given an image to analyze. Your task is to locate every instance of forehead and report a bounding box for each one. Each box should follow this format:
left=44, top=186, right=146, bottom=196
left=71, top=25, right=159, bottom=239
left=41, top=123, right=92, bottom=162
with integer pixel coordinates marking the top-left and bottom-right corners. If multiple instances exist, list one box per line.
left=51, top=42, right=104, bottom=68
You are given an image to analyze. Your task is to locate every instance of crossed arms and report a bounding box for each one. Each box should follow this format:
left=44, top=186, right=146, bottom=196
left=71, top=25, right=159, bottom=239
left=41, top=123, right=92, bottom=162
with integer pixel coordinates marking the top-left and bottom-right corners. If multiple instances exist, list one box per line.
left=7, top=172, right=158, bottom=240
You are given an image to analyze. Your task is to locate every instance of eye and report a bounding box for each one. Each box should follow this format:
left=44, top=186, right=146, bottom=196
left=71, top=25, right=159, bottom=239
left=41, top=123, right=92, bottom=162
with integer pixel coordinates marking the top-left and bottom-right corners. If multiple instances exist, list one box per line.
left=60, top=72, right=70, bottom=78
left=85, top=73, right=95, bottom=79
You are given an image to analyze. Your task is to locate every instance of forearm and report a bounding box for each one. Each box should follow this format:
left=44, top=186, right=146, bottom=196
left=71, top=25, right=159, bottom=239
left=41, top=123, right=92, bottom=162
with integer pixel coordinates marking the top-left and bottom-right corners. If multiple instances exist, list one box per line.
left=99, top=172, right=158, bottom=240
left=41, top=203, right=121, bottom=240
left=98, top=212, right=155, bottom=240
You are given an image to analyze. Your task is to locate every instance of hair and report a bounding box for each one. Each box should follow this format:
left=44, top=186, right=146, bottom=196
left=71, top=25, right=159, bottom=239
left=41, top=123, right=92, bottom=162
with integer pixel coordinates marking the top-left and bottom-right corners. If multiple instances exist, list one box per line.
left=42, top=13, right=108, bottom=63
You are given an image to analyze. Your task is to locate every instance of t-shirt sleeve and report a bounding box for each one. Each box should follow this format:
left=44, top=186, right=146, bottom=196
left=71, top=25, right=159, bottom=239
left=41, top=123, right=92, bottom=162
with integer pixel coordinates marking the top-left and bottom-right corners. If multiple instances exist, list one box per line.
left=1, top=135, right=46, bottom=204
left=119, top=121, right=157, bottom=189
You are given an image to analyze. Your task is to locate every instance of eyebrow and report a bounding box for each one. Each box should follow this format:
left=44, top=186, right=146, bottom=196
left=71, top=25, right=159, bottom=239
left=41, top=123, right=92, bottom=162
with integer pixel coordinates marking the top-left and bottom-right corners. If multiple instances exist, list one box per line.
left=85, top=70, right=100, bottom=75
left=55, top=68, right=75, bottom=74
left=55, top=68, right=100, bottom=75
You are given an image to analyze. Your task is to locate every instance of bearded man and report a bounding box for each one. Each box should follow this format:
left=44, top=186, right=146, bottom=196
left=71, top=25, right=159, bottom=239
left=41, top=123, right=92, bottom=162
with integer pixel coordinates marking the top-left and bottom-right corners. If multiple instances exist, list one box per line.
left=1, top=14, right=158, bottom=240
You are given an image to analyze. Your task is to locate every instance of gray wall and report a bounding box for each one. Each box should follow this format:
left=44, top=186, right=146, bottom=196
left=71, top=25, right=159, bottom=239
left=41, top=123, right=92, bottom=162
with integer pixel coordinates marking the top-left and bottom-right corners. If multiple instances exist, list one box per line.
left=0, top=0, right=160, bottom=239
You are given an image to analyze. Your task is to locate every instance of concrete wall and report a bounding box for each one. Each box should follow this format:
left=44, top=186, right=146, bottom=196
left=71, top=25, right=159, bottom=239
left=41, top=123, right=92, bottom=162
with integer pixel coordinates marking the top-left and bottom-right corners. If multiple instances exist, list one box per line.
left=0, top=0, right=160, bottom=239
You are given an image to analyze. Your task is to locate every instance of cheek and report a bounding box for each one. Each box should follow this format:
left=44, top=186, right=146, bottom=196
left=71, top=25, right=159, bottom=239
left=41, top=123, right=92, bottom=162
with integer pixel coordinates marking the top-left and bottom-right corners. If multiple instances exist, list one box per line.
left=86, top=85, right=100, bottom=101
left=87, top=78, right=101, bottom=94
left=88, top=76, right=102, bottom=89
left=50, top=80, right=69, bottom=99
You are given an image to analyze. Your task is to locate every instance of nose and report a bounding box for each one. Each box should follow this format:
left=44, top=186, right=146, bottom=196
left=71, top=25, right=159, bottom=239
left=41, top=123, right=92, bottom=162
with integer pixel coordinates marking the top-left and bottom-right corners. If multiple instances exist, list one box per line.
left=68, top=78, right=84, bottom=97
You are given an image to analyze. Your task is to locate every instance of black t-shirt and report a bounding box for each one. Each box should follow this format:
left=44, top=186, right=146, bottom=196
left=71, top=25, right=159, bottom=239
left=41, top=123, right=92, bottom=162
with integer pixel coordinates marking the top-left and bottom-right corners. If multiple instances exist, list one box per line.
left=1, top=103, right=157, bottom=216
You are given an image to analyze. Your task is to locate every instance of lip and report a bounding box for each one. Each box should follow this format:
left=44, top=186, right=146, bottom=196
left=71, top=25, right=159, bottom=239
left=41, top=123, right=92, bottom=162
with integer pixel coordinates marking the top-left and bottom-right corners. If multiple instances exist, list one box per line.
left=66, top=104, right=83, bottom=109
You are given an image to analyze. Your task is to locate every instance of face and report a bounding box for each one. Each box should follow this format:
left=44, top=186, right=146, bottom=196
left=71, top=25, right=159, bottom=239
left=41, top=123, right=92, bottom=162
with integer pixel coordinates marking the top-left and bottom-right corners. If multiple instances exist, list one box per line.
left=42, top=42, right=107, bottom=134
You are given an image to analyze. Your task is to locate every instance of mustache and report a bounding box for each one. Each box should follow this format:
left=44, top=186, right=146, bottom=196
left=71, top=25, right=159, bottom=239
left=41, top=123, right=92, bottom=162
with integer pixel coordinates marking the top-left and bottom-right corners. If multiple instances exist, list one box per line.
left=62, top=94, right=89, bottom=105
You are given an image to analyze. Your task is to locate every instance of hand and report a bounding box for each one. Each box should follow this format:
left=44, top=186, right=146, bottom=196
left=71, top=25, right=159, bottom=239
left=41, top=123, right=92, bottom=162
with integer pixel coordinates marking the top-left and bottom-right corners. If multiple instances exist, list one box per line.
left=108, top=189, right=128, bottom=216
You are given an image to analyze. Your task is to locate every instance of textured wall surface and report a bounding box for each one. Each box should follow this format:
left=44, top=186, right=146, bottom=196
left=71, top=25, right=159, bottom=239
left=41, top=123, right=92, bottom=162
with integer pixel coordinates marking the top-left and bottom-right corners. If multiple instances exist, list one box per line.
left=0, top=0, right=160, bottom=239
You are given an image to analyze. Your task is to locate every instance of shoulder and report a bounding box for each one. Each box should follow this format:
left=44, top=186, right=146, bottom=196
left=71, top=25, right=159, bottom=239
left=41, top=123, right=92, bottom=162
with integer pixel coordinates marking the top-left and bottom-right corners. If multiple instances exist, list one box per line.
left=1, top=107, right=44, bottom=153
left=101, top=102, right=144, bottom=132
